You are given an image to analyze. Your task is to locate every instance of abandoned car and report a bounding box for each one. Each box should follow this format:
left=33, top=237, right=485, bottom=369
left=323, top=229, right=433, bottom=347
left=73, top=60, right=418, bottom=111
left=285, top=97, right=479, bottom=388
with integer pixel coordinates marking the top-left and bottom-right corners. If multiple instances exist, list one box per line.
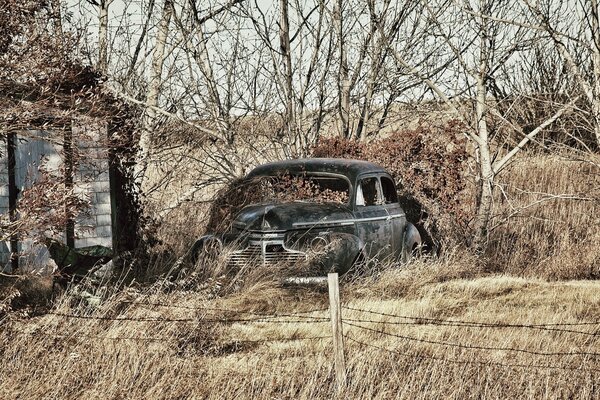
left=192, top=158, right=422, bottom=276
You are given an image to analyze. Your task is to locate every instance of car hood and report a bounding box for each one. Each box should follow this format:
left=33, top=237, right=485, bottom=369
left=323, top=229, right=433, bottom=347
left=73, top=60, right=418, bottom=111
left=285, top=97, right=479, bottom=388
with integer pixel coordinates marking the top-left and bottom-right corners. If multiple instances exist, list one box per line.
left=233, top=202, right=354, bottom=231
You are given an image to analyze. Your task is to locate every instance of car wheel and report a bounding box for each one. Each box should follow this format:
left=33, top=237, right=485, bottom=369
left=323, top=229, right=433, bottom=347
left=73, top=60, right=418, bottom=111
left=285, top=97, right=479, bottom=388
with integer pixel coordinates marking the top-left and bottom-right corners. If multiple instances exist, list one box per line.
left=191, top=236, right=222, bottom=267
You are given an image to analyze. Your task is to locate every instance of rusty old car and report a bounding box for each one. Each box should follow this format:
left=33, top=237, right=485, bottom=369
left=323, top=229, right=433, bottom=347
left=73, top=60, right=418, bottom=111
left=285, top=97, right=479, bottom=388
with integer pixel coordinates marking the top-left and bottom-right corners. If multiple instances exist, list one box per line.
left=191, top=158, right=422, bottom=276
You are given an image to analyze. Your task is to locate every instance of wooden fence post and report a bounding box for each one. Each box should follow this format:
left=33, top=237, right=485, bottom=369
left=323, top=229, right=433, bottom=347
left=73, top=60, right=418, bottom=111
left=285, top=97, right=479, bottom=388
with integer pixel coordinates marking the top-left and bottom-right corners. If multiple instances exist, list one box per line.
left=328, top=272, right=346, bottom=391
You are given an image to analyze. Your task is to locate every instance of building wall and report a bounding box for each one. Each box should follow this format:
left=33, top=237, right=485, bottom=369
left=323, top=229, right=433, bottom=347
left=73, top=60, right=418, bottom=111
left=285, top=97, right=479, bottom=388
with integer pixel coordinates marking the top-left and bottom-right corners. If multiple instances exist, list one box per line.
left=13, top=133, right=65, bottom=270
left=0, top=126, right=114, bottom=272
left=0, top=138, right=10, bottom=270
left=73, top=123, right=113, bottom=249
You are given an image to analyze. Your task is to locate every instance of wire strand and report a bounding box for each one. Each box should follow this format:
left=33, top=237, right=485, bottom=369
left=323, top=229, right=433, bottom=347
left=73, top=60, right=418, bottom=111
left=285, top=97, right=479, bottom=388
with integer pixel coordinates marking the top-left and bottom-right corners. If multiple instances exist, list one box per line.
left=16, top=329, right=332, bottom=344
left=342, top=306, right=600, bottom=335
left=120, top=300, right=329, bottom=319
left=345, top=335, right=600, bottom=373
left=46, top=312, right=329, bottom=324
left=343, top=321, right=600, bottom=358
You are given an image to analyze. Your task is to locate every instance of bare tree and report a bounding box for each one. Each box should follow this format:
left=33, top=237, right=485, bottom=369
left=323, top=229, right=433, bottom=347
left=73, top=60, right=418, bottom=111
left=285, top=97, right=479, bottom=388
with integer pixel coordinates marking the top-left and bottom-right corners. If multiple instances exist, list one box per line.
left=279, top=0, right=295, bottom=138
left=137, top=0, right=173, bottom=182
left=332, top=0, right=350, bottom=138
left=370, top=0, right=576, bottom=249
left=97, top=0, right=114, bottom=74
left=519, top=0, right=600, bottom=148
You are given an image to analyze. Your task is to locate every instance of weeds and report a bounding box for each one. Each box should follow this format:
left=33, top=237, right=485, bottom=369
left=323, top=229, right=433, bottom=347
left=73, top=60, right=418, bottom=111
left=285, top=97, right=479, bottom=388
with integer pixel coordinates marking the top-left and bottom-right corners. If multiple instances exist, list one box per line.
left=1, top=257, right=598, bottom=399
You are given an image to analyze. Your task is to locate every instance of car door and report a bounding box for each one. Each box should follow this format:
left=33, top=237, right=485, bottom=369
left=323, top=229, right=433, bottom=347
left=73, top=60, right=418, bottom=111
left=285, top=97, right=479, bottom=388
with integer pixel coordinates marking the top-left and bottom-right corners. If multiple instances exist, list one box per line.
left=380, top=175, right=407, bottom=259
left=353, top=175, right=394, bottom=261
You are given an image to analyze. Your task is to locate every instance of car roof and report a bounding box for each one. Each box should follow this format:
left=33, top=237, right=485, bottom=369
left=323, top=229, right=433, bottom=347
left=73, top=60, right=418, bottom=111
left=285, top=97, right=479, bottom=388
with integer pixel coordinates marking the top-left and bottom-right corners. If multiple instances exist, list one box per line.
left=246, top=158, right=387, bottom=181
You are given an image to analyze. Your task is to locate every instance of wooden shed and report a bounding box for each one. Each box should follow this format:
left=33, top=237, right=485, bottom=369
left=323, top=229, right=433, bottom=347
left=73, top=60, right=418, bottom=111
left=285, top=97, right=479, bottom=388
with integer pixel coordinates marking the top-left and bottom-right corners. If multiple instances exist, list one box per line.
left=0, top=125, right=115, bottom=271
left=0, top=70, right=142, bottom=273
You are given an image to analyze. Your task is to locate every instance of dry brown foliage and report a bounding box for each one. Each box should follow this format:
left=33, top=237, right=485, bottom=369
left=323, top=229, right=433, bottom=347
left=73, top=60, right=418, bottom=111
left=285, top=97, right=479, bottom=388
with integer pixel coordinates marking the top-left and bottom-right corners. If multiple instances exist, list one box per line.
left=0, top=0, right=145, bottom=255
left=1, top=258, right=598, bottom=399
left=313, top=120, right=471, bottom=249
left=0, top=165, right=90, bottom=243
left=205, top=174, right=349, bottom=233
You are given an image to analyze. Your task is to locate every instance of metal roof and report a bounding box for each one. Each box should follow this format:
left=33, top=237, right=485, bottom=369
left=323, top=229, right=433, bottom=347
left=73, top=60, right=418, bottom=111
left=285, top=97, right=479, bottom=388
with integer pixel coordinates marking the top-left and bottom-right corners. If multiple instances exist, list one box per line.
left=246, top=158, right=386, bottom=181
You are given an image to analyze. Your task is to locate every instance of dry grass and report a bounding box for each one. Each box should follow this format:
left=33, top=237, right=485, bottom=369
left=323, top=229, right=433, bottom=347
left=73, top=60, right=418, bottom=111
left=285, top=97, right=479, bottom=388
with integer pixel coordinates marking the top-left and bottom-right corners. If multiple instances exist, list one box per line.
left=1, top=255, right=599, bottom=399
left=1, top=152, right=599, bottom=399
left=488, top=153, right=600, bottom=279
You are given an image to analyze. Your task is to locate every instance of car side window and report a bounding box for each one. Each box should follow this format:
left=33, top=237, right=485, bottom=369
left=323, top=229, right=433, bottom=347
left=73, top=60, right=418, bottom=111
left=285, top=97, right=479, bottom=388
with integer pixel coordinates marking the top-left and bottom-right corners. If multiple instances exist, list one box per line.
left=381, top=176, right=398, bottom=204
left=356, top=177, right=381, bottom=206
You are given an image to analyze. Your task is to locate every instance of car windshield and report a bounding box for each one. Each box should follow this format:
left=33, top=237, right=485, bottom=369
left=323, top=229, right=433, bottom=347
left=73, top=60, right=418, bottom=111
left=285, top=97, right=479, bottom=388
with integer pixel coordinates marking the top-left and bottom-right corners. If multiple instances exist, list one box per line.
left=254, top=173, right=350, bottom=204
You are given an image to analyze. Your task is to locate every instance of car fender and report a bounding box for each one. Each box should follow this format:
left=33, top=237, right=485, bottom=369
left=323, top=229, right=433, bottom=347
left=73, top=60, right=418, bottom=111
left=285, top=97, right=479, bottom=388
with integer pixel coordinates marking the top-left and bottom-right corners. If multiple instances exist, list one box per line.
left=402, top=222, right=422, bottom=262
left=317, top=232, right=365, bottom=274
left=190, top=235, right=223, bottom=264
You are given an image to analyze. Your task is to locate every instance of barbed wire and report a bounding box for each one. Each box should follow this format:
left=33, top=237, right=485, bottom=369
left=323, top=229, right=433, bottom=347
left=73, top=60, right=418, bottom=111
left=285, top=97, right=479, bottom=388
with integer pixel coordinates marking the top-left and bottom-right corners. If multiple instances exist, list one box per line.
left=342, top=306, right=600, bottom=335
left=47, top=312, right=195, bottom=323
left=9, top=300, right=600, bottom=371
left=344, top=335, right=600, bottom=374
left=119, top=300, right=329, bottom=320
left=343, top=321, right=600, bottom=358
left=15, top=328, right=332, bottom=345
left=45, top=311, right=329, bottom=325
left=343, top=306, right=600, bottom=326
left=341, top=317, right=600, bottom=336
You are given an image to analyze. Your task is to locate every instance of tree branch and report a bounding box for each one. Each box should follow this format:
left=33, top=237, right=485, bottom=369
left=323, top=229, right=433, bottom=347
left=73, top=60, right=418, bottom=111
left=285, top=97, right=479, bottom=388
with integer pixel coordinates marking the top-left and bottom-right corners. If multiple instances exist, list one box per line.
left=492, top=97, right=579, bottom=174
left=108, top=89, right=222, bottom=141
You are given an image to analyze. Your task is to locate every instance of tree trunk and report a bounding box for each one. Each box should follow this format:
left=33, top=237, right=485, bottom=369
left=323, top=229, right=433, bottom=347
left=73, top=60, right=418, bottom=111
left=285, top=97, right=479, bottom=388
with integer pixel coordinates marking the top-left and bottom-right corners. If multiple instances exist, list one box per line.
left=98, top=0, right=112, bottom=74
left=592, top=0, right=600, bottom=147
left=473, top=0, right=493, bottom=251
left=333, top=0, right=350, bottom=138
left=356, top=31, right=381, bottom=142
left=137, top=0, right=173, bottom=184
left=125, top=0, right=155, bottom=85
left=197, top=26, right=225, bottom=125
left=355, top=75, right=375, bottom=142
left=50, top=0, right=63, bottom=38
left=279, top=0, right=294, bottom=138
left=473, top=70, right=494, bottom=250
left=474, top=140, right=494, bottom=252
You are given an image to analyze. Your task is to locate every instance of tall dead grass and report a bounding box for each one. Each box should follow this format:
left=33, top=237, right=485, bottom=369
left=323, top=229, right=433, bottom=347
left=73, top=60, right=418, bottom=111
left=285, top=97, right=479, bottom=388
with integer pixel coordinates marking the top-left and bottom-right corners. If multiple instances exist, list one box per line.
left=149, top=151, right=600, bottom=281
left=1, top=256, right=598, bottom=399
left=488, top=153, right=600, bottom=279
left=2, top=152, right=593, bottom=398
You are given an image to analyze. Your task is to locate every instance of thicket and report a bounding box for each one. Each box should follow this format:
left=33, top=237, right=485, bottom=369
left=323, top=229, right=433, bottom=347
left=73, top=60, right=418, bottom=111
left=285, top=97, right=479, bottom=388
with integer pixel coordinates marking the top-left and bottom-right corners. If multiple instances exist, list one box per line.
left=312, top=120, right=471, bottom=251
left=203, top=120, right=470, bottom=253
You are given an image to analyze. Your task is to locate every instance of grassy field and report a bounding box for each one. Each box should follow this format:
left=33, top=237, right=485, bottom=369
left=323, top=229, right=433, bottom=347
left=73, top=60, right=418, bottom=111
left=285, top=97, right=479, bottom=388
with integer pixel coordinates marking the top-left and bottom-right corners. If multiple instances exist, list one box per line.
left=1, top=152, right=599, bottom=399
left=0, top=256, right=599, bottom=399
left=487, top=153, right=600, bottom=279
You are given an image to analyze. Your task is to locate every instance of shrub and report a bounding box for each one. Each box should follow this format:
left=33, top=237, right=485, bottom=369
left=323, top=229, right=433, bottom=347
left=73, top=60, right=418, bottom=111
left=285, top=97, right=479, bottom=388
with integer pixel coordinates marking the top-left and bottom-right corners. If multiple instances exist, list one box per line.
left=312, top=120, right=471, bottom=250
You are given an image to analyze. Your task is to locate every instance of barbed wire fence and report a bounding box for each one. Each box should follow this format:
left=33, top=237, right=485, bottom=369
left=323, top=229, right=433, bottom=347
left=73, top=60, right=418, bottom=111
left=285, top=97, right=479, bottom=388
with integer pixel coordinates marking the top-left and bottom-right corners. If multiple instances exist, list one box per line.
left=4, top=273, right=600, bottom=390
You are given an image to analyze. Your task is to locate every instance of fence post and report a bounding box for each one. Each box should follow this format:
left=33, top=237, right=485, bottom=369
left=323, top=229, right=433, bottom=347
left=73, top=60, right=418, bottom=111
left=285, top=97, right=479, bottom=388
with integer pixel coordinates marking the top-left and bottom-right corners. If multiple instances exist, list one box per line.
left=328, top=272, right=346, bottom=391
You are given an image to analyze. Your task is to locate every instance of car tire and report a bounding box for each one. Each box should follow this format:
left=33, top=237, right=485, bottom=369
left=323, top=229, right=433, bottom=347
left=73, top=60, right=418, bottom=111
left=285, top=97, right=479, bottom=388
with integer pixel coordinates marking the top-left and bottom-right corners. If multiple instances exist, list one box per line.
left=190, top=236, right=222, bottom=267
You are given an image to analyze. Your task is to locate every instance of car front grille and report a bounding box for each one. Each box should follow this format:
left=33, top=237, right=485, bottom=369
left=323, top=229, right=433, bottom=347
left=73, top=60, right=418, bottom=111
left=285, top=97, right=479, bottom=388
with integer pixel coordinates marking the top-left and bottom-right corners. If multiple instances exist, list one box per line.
left=227, top=242, right=307, bottom=268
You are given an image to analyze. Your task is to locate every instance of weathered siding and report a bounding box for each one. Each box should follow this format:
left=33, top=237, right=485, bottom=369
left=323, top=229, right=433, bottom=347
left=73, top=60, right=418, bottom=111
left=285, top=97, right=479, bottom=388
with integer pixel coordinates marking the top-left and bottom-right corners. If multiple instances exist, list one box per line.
left=0, top=138, right=10, bottom=269
left=73, top=123, right=113, bottom=249
left=12, top=133, right=64, bottom=269
left=0, top=125, right=114, bottom=272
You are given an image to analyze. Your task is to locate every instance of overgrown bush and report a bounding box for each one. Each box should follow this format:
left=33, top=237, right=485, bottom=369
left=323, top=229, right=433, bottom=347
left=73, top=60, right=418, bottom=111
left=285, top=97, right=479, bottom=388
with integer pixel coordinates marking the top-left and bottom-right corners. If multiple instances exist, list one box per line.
left=313, top=120, right=472, bottom=250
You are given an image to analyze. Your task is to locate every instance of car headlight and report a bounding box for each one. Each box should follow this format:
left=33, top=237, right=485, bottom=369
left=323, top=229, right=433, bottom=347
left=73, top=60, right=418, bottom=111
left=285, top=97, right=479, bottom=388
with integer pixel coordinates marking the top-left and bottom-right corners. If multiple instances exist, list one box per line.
left=310, top=236, right=329, bottom=253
